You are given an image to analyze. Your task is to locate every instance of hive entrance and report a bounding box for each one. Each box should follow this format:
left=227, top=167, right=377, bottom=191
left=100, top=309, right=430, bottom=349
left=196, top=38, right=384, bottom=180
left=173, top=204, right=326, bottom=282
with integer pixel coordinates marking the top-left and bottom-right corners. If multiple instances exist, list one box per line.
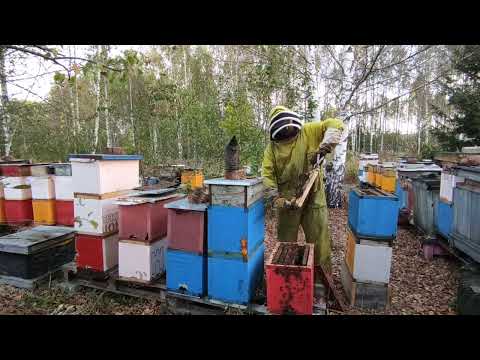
left=272, top=243, right=309, bottom=266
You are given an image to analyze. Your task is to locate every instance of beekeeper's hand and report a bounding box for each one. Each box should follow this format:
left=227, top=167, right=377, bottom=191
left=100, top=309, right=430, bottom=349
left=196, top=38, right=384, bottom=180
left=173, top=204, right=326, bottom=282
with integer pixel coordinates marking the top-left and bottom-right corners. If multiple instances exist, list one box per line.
left=274, top=197, right=298, bottom=209
left=318, top=128, right=343, bottom=156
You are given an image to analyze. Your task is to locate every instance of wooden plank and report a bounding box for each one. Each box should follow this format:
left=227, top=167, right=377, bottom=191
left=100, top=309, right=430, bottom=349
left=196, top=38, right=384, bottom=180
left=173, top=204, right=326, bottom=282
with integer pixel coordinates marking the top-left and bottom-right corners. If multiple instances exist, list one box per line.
left=74, top=189, right=132, bottom=200
left=271, top=243, right=284, bottom=265
left=295, top=169, right=320, bottom=208
left=302, top=246, right=310, bottom=266
left=278, top=244, right=289, bottom=264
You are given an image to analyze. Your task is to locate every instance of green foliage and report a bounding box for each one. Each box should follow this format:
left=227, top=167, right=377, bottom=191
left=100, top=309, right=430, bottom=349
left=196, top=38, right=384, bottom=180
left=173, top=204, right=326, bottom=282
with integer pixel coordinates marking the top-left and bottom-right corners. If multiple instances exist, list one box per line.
left=432, top=45, right=480, bottom=151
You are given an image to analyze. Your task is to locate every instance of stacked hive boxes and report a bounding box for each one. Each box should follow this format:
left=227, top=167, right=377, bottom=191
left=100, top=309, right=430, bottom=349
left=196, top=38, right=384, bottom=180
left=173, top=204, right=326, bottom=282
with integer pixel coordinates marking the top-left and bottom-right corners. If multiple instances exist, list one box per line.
left=341, top=187, right=399, bottom=310
left=116, top=190, right=181, bottom=283
left=30, top=164, right=56, bottom=225
left=0, top=163, right=33, bottom=224
left=204, top=178, right=265, bottom=305
left=52, top=164, right=74, bottom=226
left=70, top=154, right=143, bottom=275
left=165, top=198, right=208, bottom=297
left=358, top=154, right=378, bottom=184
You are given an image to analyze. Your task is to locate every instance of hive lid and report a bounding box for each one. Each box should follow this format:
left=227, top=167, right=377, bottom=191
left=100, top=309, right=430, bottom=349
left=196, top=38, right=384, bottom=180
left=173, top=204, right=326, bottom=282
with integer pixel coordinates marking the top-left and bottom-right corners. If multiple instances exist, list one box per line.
left=68, top=154, right=143, bottom=161
left=0, top=163, right=31, bottom=167
left=164, top=197, right=208, bottom=212
left=0, top=226, right=76, bottom=255
left=204, top=177, right=263, bottom=186
left=115, top=191, right=183, bottom=205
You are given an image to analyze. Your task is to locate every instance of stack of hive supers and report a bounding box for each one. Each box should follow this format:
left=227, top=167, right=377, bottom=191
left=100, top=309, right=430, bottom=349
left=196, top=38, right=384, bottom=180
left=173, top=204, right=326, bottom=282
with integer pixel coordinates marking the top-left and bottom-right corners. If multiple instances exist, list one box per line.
left=69, top=154, right=143, bottom=276
left=165, top=197, right=208, bottom=297
left=29, top=164, right=56, bottom=225
left=116, top=189, right=182, bottom=283
left=358, top=153, right=378, bottom=184
left=341, top=187, right=399, bottom=310
left=203, top=178, right=265, bottom=305
left=51, top=163, right=74, bottom=226
left=0, top=162, right=33, bottom=225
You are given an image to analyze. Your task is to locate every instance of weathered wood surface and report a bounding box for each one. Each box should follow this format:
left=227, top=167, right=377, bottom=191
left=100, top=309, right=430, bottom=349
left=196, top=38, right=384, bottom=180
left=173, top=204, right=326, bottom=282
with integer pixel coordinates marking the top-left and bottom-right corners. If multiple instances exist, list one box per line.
left=209, top=182, right=264, bottom=208
left=295, top=169, right=320, bottom=208
left=0, top=266, right=65, bottom=289
left=340, top=260, right=390, bottom=311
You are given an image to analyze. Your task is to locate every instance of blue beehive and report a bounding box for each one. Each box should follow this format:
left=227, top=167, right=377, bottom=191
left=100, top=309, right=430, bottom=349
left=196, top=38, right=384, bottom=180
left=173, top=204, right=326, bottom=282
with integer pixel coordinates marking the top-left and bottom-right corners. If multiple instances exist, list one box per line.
left=348, top=187, right=399, bottom=239
left=208, top=242, right=264, bottom=304
left=395, top=180, right=407, bottom=210
left=204, top=177, right=265, bottom=304
left=435, top=199, right=453, bottom=241
left=166, top=249, right=207, bottom=297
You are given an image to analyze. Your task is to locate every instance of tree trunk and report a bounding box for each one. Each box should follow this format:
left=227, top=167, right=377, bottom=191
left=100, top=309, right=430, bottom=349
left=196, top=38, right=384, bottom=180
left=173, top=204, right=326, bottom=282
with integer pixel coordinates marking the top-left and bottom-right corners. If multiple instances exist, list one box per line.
left=93, top=46, right=101, bottom=153
left=128, top=76, right=135, bottom=149
left=0, top=47, right=12, bottom=157
left=325, top=128, right=348, bottom=208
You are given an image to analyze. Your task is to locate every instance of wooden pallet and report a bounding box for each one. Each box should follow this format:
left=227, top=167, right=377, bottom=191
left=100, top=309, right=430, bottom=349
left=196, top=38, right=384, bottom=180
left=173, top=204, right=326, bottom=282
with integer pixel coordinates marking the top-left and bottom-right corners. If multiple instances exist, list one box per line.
left=62, top=262, right=327, bottom=315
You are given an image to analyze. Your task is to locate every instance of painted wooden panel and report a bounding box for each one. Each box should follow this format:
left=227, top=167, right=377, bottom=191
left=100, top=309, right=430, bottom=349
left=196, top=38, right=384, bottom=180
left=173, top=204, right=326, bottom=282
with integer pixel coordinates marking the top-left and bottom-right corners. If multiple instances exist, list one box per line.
left=207, top=242, right=264, bottom=304
left=351, top=240, right=392, bottom=284
left=166, top=249, right=207, bottom=297
left=55, top=200, right=74, bottom=226
left=208, top=199, right=264, bottom=253
left=71, top=159, right=140, bottom=195
left=266, top=243, right=314, bottom=315
left=117, top=196, right=180, bottom=243
left=2, top=177, right=32, bottom=200
left=440, top=171, right=464, bottom=204
left=0, top=164, right=31, bottom=177
left=340, top=260, right=390, bottom=310
left=4, top=200, right=33, bottom=224
left=32, top=199, right=56, bottom=225
left=74, top=196, right=120, bottom=236
left=53, top=176, right=73, bottom=200
left=30, top=176, right=55, bottom=200
left=435, top=200, right=453, bottom=240
left=119, top=238, right=168, bottom=282
left=51, top=163, right=72, bottom=176
left=75, top=233, right=119, bottom=272
left=348, top=187, right=399, bottom=239
left=0, top=199, right=6, bottom=223
left=345, top=228, right=356, bottom=275
left=30, top=164, right=53, bottom=176
left=167, top=208, right=206, bottom=254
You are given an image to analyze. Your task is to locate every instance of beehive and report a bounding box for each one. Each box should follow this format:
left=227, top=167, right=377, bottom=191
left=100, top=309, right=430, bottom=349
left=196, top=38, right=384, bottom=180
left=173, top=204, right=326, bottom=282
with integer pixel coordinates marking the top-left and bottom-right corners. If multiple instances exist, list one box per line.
left=116, top=191, right=181, bottom=243
left=348, top=187, right=399, bottom=239
left=266, top=243, right=314, bottom=315
left=55, top=200, right=74, bottom=227
left=53, top=176, right=73, bottom=201
left=30, top=176, right=55, bottom=200
left=181, top=169, right=204, bottom=189
left=75, top=233, right=119, bottom=272
left=0, top=164, right=31, bottom=177
left=165, top=197, right=208, bottom=254
left=0, top=226, right=75, bottom=280
left=69, top=154, right=143, bottom=195
left=4, top=200, right=33, bottom=224
left=2, top=177, right=31, bottom=200
left=118, top=238, right=168, bottom=282
left=435, top=199, right=453, bottom=241
left=166, top=248, right=207, bottom=297
left=380, top=168, right=396, bottom=193
left=32, top=199, right=56, bottom=225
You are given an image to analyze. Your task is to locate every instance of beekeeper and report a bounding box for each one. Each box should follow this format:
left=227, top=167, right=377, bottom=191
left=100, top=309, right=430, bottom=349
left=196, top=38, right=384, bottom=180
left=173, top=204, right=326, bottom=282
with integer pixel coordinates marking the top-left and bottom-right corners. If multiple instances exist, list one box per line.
left=262, top=105, right=344, bottom=272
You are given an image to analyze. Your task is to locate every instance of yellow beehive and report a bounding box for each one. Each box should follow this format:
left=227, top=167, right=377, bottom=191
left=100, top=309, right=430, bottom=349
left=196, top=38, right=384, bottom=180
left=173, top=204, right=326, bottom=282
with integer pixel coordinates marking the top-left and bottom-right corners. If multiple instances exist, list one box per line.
left=365, top=165, right=376, bottom=186
left=32, top=199, right=56, bottom=225
left=374, top=166, right=382, bottom=188
left=380, top=168, right=396, bottom=193
left=181, top=169, right=204, bottom=189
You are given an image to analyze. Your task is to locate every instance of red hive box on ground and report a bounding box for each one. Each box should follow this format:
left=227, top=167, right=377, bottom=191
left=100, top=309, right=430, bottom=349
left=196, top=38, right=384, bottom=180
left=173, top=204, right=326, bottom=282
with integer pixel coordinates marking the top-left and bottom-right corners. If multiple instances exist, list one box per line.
left=4, top=199, right=33, bottom=224
left=55, top=200, right=74, bottom=226
left=165, top=198, right=208, bottom=254
left=117, top=193, right=181, bottom=243
left=75, top=233, right=119, bottom=273
left=266, top=242, right=314, bottom=315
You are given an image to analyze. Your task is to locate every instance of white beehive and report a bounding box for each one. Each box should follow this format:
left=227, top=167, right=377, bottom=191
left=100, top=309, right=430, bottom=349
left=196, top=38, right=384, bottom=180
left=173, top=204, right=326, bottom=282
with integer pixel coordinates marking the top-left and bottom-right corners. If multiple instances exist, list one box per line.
left=74, top=196, right=123, bottom=236
left=54, top=176, right=74, bottom=200
left=2, top=177, right=32, bottom=200
left=118, top=238, right=168, bottom=282
left=440, top=170, right=464, bottom=204
left=30, top=176, right=55, bottom=200
left=70, top=154, right=142, bottom=195
left=345, top=229, right=392, bottom=284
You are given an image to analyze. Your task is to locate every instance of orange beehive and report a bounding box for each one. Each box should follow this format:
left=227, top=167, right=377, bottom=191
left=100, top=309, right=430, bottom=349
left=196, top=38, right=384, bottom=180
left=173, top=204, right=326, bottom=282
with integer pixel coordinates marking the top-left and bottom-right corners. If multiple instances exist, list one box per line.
left=32, top=199, right=56, bottom=225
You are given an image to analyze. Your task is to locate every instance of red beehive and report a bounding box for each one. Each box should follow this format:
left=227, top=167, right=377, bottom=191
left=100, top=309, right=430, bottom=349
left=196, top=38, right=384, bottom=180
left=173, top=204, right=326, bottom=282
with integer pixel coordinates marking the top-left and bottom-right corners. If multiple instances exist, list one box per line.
left=266, top=242, right=314, bottom=315
left=117, top=193, right=182, bottom=243
left=75, top=233, right=119, bottom=272
left=165, top=198, right=208, bottom=254
left=55, top=200, right=74, bottom=226
left=4, top=199, right=33, bottom=224
left=0, top=164, right=31, bottom=177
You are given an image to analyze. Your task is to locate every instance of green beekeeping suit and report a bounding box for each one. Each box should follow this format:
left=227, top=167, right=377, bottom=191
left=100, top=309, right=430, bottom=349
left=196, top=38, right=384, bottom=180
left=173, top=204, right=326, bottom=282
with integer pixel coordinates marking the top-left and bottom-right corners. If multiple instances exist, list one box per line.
left=262, top=114, right=344, bottom=271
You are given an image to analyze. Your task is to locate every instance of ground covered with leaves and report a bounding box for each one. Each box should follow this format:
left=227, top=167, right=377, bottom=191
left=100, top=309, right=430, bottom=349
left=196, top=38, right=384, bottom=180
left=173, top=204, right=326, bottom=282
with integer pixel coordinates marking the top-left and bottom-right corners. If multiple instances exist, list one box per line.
left=0, top=205, right=460, bottom=315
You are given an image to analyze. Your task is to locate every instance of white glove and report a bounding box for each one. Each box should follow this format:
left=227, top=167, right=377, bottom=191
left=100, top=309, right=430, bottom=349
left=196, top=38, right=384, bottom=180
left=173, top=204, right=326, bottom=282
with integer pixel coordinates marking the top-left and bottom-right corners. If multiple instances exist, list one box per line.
left=321, top=128, right=343, bottom=147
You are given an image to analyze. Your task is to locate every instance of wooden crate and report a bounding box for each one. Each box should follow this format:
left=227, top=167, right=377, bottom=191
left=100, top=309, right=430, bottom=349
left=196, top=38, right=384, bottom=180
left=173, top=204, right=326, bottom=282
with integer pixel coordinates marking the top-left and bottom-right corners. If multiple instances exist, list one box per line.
left=30, top=176, right=56, bottom=200
left=340, top=260, right=391, bottom=311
